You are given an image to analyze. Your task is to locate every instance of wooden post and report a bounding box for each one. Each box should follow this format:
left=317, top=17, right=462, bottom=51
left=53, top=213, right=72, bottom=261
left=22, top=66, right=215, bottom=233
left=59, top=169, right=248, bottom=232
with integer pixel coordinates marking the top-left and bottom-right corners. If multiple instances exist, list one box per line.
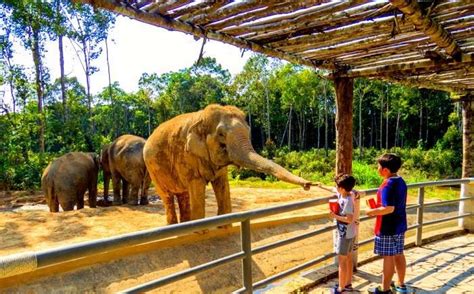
left=334, top=75, right=357, bottom=271
left=334, top=76, right=354, bottom=175
left=459, top=94, right=474, bottom=232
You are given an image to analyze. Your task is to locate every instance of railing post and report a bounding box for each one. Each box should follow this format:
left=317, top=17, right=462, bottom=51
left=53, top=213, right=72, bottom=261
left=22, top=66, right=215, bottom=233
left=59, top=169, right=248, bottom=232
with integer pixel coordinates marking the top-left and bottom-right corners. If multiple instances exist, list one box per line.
left=416, top=187, right=424, bottom=246
left=459, top=180, right=474, bottom=232
left=352, top=191, right=361, bottom=272
left=241, top=219, right=252, bottom=293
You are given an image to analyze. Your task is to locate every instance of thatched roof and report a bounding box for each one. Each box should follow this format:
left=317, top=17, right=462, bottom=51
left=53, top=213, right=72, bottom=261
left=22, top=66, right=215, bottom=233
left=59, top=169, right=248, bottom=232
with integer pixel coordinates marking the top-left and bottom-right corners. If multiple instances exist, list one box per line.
left=77, top=0, right=474, bottom=94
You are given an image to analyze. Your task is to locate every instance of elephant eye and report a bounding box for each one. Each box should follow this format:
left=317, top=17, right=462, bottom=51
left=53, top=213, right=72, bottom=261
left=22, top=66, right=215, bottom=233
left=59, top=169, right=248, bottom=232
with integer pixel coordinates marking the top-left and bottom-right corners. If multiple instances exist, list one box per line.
left=220, top=143, right=226, bottom=150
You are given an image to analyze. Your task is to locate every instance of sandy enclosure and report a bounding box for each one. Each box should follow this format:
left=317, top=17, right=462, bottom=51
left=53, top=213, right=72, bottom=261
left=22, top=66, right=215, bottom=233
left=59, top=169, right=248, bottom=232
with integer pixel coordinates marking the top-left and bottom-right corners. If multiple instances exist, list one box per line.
left=0, top=186, right=459, bottom=293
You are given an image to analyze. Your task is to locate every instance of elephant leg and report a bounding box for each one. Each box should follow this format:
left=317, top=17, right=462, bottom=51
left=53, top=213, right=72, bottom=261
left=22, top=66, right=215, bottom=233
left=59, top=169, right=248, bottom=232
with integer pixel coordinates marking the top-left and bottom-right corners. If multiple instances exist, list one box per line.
left=103, top=172, right=111, bottom=203
left=112, top=172, right=122, bottom=205
left=139, top=176, right=151, bottom=205
left=211, top=174, right=232, bottom=215
left=162, top=193, right=178, bottom=224
left=188, top=179, right=207, bottom=220
left=77, top=193, right=85, bottom=210
left=122, top=180, right=129, bottom=204
left=49, top=195, right=59, bottom=212
left=176, top=192, right=190, bottom=222
left=128, top=186, right=139, bottom=205
left=89, top=173, right=98, bottom=208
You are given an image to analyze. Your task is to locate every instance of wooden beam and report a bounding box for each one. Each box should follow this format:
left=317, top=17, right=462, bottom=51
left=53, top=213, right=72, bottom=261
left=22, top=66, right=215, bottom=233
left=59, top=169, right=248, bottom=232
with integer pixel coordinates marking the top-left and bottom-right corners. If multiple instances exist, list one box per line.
left=390, top=0, right=463, bottom=60
left=334, top=53, right=474, bottom=78
left=73, top=0, right=333, bottom=70
left=459, top=93, right=474, bottom=231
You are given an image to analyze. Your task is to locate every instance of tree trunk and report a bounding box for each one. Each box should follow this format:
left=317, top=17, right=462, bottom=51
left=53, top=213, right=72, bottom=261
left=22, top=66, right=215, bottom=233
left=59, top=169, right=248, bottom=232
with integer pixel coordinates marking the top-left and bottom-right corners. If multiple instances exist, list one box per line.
left=105, top=37, right=116, bottom=136
left=265, top=79, right=271, bottom=141
left=358, top=90, right=363, bottom=158
left=380, top=94, right=383, bottom=149
left=31, top=29, right=45, bottom=153
left=288, top=105, right=292, bottom=150
left=334, top=77, right=354, bottom=175
left=5, top=56, right=16, bottom=113
left=395, top=109, right=400, bottom=146
left=57, top=0, right=67, bottom=121
left=419, top=100, right=423, bottom=143
left=317, top=102, right=321, bottom=148
left=324, top=93, right=328, bottom=155
left=59, top=34, right=67, bottom=120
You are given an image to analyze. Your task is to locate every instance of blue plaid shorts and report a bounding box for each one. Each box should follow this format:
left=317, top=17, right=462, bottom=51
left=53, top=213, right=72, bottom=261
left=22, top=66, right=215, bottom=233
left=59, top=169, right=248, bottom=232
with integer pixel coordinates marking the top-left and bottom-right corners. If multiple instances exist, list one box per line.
left=374, top=233, right=405, bottom=256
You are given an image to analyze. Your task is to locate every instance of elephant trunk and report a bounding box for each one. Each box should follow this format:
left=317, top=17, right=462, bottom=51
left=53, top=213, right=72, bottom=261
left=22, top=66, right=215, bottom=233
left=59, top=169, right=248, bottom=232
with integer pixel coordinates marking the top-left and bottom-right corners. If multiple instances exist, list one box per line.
left=227, top=130, right=311, bottom=188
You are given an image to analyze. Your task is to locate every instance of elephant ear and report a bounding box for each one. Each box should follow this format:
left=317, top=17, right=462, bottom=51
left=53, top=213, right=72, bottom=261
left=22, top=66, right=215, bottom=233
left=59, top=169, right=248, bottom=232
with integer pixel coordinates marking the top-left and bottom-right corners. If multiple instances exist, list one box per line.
left=185, top=119, right=209, bottom=160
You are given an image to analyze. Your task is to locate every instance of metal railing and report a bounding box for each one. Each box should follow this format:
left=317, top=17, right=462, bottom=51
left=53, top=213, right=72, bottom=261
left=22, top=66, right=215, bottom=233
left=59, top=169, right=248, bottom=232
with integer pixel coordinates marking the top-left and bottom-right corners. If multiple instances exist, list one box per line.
left=0, top=178, right=472, bottom=293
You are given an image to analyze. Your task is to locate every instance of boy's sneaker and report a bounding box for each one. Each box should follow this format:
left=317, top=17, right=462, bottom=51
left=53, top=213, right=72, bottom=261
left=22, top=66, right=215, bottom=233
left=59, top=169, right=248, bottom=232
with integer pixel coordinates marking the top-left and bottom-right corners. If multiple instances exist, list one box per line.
left=367, top=286, right=393, bottom=293
left=335, top=283, right=353, bottom=291
left=391, top=281, right=408, bottom=293
left=330, top=286, right=345, bottom=293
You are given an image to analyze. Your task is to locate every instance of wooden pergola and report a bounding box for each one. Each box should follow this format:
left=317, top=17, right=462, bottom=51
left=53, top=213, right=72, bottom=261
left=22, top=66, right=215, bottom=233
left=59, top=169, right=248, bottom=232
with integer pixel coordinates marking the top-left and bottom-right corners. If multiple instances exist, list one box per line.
left=77, top=0, right=473, bottom=229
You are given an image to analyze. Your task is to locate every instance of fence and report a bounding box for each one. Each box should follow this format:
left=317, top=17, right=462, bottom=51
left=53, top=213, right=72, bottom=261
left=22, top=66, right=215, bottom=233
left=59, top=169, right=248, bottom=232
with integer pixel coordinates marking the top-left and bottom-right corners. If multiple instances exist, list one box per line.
left=0, top=178, right=472, bottom=293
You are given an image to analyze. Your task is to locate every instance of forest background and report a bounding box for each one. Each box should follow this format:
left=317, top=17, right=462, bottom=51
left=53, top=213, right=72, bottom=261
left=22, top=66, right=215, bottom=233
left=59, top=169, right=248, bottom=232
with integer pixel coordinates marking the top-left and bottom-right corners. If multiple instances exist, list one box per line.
left=0, top=1, right=462, bottom=192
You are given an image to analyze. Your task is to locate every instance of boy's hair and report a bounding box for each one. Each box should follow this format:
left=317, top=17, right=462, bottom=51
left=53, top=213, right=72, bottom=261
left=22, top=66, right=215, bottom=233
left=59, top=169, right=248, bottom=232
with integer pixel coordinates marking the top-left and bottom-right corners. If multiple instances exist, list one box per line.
left=335, top=174, right=356, bottom=192
left=377, top=153, right=402, bottom=173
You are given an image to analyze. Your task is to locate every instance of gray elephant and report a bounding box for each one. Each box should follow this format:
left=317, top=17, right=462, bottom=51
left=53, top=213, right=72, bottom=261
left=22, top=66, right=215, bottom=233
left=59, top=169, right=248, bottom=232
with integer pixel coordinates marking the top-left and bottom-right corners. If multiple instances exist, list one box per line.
left=143, top=104, right=312, bottom=224
left=103, top=134, right=151, bottom=205
left=42, top=152, right=99, bottom=212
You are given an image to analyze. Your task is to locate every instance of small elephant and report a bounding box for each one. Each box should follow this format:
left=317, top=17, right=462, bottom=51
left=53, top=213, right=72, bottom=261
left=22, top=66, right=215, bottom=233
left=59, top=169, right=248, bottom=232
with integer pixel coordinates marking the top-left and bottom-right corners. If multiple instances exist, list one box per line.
left=143, top=104, right=312, bottom=225
left=42, top=152, right=99, bottom=212
left=103, top=134, right=151, bottom=205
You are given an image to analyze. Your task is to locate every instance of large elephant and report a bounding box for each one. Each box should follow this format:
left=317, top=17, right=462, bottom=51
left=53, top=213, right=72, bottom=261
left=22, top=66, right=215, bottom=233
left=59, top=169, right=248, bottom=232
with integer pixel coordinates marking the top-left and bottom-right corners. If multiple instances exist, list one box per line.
left=41, top=152, right=99, bottom=212
left=143, top=104, right=312, bottom=224
left=104, top=134, right=151, bottom=205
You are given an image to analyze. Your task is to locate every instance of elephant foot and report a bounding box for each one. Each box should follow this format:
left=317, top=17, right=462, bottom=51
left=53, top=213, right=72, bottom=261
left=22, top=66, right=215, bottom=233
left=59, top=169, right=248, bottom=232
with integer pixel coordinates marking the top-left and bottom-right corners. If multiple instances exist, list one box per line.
left=128, top=201, right=139, bottom=206
left=139, top=197, right=149, bottom=205
left=113, top=200, right=122, bottom=206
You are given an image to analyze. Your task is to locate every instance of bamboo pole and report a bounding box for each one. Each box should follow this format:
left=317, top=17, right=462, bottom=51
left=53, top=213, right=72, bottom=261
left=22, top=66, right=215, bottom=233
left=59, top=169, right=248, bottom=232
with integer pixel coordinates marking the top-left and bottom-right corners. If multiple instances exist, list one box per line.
left=390, top=0, right=463, bottom=59
left=205, top=0, right=326, bottom=31
left=222, top=1, right=360, bottom=36
left=167, top=0, right=216, bottom=18
left=73, top=0, right=334, bottom=70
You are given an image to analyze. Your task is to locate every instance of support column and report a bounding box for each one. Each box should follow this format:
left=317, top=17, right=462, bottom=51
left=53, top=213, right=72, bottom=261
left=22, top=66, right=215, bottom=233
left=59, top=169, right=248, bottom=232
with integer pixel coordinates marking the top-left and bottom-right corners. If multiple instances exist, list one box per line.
left=459, top=94, right=474, bottom=232
left=334, top=76, right=354, bottom=175
left=334, top=76, right=358, bottom=272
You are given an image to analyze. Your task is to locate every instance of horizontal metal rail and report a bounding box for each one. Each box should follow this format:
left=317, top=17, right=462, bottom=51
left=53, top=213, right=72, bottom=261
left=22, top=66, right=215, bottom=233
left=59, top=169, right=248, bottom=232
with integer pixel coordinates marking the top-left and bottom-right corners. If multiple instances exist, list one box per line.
left=124, top=251, right=246, bottom=293
left=252, top=224, right=336, bottom=255
left=1, top=178, right=472, bottom=293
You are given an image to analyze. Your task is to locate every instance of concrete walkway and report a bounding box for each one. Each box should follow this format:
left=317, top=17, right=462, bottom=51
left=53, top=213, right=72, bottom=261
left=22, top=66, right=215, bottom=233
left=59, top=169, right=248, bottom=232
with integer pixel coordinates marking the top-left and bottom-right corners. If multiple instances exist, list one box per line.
left=309, top=234, right=474, bottom=294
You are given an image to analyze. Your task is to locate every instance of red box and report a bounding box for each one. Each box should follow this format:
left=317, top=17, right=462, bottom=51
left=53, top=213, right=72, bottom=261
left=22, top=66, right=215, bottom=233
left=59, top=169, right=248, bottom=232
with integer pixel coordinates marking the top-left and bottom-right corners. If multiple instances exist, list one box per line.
left=329, top=199, right=339, bottom=214
left=366, top=198, right=377, bottom=209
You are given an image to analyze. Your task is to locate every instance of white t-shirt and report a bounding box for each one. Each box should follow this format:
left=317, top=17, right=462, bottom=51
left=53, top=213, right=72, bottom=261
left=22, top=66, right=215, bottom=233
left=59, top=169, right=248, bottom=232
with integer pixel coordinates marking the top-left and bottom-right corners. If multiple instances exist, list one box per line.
left=336, top=193, right=356, bottom=239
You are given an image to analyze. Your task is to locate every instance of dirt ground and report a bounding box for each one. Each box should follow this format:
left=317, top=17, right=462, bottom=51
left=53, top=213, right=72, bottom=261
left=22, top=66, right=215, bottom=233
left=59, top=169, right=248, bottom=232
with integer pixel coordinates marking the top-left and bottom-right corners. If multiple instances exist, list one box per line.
left=0, top=186, right=460, bottom=293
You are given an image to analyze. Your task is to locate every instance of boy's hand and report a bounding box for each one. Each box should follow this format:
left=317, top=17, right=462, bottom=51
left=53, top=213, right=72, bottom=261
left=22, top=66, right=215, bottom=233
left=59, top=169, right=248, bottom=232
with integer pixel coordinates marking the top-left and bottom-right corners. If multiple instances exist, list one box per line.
left=329, top=211, right=335, bottom=219
left=366, top=208, right=376, bottom=216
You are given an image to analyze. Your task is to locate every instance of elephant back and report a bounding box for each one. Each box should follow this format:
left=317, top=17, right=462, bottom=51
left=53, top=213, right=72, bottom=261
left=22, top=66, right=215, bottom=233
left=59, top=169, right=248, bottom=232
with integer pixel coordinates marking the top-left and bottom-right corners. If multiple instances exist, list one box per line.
left=109, top=135, right=147, bottom=185
left=43, top=152, right=98, bottom=193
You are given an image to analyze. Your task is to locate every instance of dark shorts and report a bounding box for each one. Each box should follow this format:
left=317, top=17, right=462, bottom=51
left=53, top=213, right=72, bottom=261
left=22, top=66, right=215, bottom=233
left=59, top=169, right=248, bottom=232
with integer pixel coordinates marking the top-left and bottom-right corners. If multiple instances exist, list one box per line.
left=374, top=233, right=405, bottom=256
left=335, top=236, right=354, bottom=256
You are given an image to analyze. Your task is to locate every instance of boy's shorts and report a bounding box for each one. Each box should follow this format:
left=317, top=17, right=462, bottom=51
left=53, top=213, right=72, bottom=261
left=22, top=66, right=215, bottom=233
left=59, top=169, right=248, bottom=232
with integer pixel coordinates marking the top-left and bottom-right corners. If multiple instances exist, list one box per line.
left=335, top=236, right=354, bottom=256
left=374, top=233, right=405, bottom=256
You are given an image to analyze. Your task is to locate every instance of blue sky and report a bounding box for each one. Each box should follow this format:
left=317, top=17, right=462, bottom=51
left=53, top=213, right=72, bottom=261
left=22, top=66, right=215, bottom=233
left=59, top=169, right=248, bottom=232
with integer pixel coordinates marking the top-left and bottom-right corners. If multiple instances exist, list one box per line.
left=4, top=15, right=250, bottom=104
